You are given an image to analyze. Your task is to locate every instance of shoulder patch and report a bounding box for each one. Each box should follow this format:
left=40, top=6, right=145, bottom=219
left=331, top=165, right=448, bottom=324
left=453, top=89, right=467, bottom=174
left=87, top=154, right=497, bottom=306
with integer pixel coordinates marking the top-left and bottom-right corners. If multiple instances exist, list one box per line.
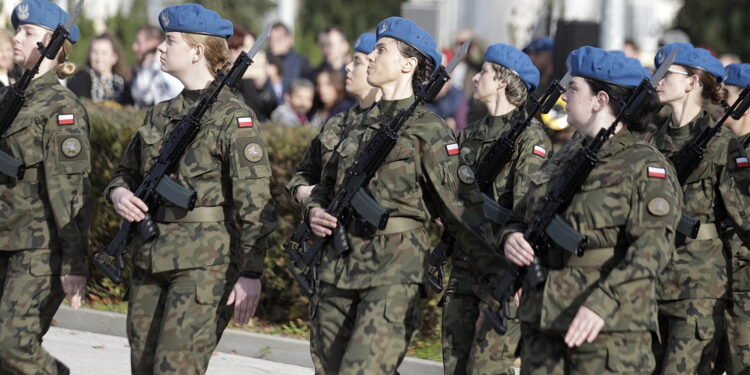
left=647, top=166, right=666, bottom=179
left=446, top=143, right=460, bottom=156
left=237, top=116, right=254, bottom=128
left=61, top=137, right=82, bottom=158
left=458, top=165, right=476, bottom=184
left=243, top=142, right=263, bottom=162
left=736, top=157, right=749, bottom=168
left=57, top=114, right=75, bottom=126
left=647, top=197, right=671, bottom=217
left=533, top=145, right=547, bottom=158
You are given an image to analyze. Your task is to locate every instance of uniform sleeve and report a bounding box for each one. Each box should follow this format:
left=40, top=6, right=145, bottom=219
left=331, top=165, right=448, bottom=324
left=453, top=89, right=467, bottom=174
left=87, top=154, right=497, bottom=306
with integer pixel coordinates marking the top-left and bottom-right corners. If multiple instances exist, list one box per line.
left=224, top=110, right=277, bottom=274
left=583, top=158, right=682, bottom=319
left=509, top=124, right=552, bottom=207
left=104, top=111, right=150, bottom=200
left=43, top=102, right=92, bottom=276
left=719, top=137, right=750, bottom=247
left=285, top=130, right=324, bottom=204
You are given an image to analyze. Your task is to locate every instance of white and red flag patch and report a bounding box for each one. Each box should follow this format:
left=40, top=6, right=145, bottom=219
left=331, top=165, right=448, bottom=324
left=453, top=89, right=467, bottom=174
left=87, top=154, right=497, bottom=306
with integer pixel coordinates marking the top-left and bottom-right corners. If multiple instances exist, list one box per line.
left=57, top=114, right=74, bottom=125
left=647, top=166, right=666, bottom=179
left=446, top=143, right=460, bottom=156
left=237, top=116, right=253, bottom=128
left=736, top=157, right=749, bottom=168
left=533, top=145, right=547, bottom=158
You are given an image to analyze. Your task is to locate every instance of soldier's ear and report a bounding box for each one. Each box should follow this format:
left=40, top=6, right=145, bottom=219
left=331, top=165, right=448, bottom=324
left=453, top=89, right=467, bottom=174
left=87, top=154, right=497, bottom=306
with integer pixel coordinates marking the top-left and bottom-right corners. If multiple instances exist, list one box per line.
left=192, top=43, right=205, bottom=64
left=401, top=55, right=418, bottom=74
left=592, top=90, right=610, bottom=112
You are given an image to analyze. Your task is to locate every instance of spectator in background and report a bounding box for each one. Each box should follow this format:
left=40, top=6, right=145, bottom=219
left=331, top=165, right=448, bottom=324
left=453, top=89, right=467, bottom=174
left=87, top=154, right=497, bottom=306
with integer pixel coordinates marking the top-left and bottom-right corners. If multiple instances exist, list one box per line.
left=309, top=67, right=353, bottom=127
left=0, top=29, right=20, bottom=87
left=264, top=54, right=285, bottom=108
left=228, top=25, right=277, bottom=120
left=425, top=49, right=468, bottom=135
left=523, top=36, right=554, bottom=96
left=68, top=33, right=133, bottom=105
left=623, top=38, right=640, bottom=60
left=129, top=25, right=182, bottom=108
left=719, top=53, right=741, bottom=67
left=268, top=22, right=311, bottom=95
left=271, top=78, right=314, bottom=126
left=308, top=26, right=350, bottom=78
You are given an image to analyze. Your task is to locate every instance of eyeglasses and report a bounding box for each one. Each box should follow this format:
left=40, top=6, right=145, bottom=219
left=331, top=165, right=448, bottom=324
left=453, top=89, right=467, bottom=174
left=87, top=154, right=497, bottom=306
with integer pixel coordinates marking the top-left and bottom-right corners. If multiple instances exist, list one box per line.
left=666, top=68, right=690, bottom=76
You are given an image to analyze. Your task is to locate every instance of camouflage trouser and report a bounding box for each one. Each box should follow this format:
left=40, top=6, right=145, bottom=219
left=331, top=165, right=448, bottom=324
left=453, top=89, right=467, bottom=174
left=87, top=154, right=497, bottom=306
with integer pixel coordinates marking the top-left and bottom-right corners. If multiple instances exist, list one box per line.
left=520, top=323, right=655, bottom=374
left=441, top=292, right=518, bottom=375
left=653, top=299, right=725, bottom=375
left=726, top=292, right=750, bottom=374
left=309, top=282, right=421, bottom=375
left=127, top=264, right=235, bottom=375
left=0, top=249, right=68, bottom=375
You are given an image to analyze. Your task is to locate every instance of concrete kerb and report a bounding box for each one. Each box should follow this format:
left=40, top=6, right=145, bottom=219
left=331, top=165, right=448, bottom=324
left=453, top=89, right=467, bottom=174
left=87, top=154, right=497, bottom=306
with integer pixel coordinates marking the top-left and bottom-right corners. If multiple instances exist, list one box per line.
left=52, top=306, right=442, bottom=374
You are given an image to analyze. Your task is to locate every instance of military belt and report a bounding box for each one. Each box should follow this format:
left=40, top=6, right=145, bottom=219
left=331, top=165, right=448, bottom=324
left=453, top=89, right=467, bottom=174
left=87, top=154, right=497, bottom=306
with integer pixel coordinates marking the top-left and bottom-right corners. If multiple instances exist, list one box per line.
left=0, top=167, right=39, bottom=184
left=695, top=222, right=719, bottom=240
left=155, top=206, right=226, bottom=223
left=375, top=217, right=424, bottom=235
left=566, top=247, right=615, bottom=267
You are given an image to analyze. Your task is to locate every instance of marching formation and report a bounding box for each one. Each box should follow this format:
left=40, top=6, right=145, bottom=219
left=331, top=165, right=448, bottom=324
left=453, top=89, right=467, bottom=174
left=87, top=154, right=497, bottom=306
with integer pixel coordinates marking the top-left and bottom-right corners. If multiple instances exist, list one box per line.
left=0, top=1, right=749, bottom=375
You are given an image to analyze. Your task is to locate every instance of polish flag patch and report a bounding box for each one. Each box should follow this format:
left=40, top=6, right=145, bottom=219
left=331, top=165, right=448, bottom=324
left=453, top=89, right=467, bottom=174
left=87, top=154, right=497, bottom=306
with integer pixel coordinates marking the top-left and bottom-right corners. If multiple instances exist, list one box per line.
left=237, top=116, right=254, bottom=128
left=647, top=166, right=666, bottom=179
left=446, top=143, right=460, bottom=156
left=533, top=145, right=547, bottom=158
left=57, top=114, right=74, bottom=125
left=736, top=157, right=749, bottom=168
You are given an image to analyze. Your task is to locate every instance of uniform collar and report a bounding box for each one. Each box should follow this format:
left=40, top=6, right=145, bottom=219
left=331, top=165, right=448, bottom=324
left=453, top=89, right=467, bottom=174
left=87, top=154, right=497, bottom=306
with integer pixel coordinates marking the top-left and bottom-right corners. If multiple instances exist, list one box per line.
left=486, top=107, right=524, bottom=130
left=26, top=70, right=60, bottom=96
left=166, top=80, right=233, bottom=119
left=377, top=96, right=415, bottom=118
left=597, top=126, right=637, bottom=159
left=665, top=110, right=710, bottom=141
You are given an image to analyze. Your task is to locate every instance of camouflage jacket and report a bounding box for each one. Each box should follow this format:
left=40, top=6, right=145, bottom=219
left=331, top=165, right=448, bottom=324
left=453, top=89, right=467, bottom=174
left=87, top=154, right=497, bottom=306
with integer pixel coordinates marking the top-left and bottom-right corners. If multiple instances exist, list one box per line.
left=500, top=128, right=682, bottom=333
left=725, top=131, right=750, bottom=292
left=448, top=108, right=551, bottom=295
left=285, top=104, right=369, bottom=205
left=106, top=86, right=277, bottom=274
left=307, top=97, right=500, bottom=289
left=652, top=111, right=750, bottom=299
left=0, top=71, right=91, bottom=276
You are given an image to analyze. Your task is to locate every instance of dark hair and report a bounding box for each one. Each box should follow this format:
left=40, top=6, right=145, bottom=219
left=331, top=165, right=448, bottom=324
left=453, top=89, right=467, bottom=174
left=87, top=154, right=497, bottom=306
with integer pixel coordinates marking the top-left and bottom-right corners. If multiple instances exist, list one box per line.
left=265, top=54, right=284, bottom=76
left=228, top=25, right=256, bottom=50
left=313, top=67, right=346, bottom=109
left=87, top=33, right=127, bottom=78
left=395, top=40, right=435, bottom=93
left=584, top=77, right=658, bottom=131
left=136, top=25, right=164, bottom=42
left=271, top=22, right=291, bottom=36
left=684, top=66, right=727, bottom=105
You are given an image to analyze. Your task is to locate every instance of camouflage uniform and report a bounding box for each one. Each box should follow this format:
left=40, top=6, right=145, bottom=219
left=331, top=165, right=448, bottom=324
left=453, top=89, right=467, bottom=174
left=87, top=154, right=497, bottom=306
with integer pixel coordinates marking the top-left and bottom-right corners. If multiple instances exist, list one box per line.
left=105, top=86, right=277, bottom=374
left=0, top=71, right=92, bottom=374
left=442, top=109, right=551, bottom=375
left=498, top=128, right=682, bottom=374
left=307, top=97, right=501, bottom=374
left=651, top=111, right=750, bottom=374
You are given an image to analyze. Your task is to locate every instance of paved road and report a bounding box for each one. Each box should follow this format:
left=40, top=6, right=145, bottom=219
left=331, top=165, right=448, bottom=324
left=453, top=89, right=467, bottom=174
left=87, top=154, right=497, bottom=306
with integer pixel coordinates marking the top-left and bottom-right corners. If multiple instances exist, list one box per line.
left=44, top=327, right=315, bottom=375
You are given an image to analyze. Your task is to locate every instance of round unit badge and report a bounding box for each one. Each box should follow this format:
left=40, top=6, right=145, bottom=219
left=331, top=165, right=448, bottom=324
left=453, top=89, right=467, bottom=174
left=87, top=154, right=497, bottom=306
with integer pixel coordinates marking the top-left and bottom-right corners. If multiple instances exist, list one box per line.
left=647, top=197, right=670, bottom=217
left=243, top=143, right=263, bottom=162
left=61, top=137, right=82, bottom=158
left=458, top=165, right=476, bottom=185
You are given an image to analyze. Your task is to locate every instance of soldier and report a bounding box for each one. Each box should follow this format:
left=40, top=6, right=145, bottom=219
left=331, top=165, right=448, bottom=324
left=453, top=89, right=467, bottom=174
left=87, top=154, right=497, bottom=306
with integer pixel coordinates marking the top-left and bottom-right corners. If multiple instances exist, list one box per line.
left=286, top=32, right=380, bottom=207
left=0, top=1, right=90, bottom=374
left=441, top=43, right=548, bottom=375
left=650, top=43, right=750, bottom=375
left=104, top=4, right=276, bottom=373
left=306, top=16, right=502, bottom=374
left=502, top=47, right=682, bottom=373
left=719, top=63, right=750, bottom=374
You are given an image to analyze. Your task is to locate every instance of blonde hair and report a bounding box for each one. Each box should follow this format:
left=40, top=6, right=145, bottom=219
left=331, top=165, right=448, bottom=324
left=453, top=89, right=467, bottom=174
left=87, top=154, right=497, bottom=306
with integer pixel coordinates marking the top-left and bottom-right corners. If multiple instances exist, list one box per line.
left=182, top=33, right=232, bottom=77
left=492, top=63, right=528, bottom=106
left=41, top=30, right=76, bottom=78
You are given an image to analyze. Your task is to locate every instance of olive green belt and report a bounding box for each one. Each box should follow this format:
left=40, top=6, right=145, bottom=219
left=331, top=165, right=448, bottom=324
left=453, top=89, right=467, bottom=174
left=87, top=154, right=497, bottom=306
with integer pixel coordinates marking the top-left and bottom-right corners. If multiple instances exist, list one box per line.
left=695, top=223, right=719, bottom=240
left=375, top=217, right=424, bottom=235
left=0, top=167, right=39, bottom=184
left=566, top=247, right=616, bottom=267
left=155, top=206, right=226, bottom=223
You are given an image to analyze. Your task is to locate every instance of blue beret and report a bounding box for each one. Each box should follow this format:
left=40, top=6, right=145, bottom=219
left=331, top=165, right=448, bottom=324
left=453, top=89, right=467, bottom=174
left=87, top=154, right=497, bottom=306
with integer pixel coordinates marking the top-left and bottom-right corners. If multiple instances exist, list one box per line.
left=523, top=37, right=553, bottom=54
left=567, top=46, right=648, bottom=88
left=11, top=0, right=79, bottom=44
left=484, top=43, right=540, bottom=92
left=724, top=63, right=750, bottom=88
left=654, top=42, right=724, bottom=82
left=353, top=32, right=376, bottom=55
left=159, top=4, right=233, bottom=40
left=376, top=17, right=441, bottom=72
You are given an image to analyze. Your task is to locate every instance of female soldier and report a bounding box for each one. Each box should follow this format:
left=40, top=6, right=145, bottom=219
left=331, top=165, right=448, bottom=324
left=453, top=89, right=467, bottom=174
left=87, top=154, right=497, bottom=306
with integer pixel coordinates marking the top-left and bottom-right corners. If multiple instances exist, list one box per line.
left=306, top=17, right=503, bottom=374
left=441, top=43, right=548, bottom=375
left=719, top=63, right=750, bottom=374
left=104, top=4, right=276, bottom=373
left=0, top=0, right=90, bottom=373
left=502, top=47, right=682, bottom=373
left=650, top=43, right=750, bottom=374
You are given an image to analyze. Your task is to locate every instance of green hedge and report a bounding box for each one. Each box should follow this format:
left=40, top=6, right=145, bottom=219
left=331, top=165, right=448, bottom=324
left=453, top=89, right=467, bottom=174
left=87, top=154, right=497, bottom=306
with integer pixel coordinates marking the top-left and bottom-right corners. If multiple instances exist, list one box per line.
left=86, top=100, right=442, bottom=338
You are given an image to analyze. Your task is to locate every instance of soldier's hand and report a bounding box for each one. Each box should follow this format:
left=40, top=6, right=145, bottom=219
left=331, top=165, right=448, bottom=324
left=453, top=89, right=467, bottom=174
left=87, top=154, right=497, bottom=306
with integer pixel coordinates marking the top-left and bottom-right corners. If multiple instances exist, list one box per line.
left=111, top=187, right=148, bottom=222
left=294, top=184, right=316, bottom=203
left=564, top=306, right=604, bottom=348
left=514, top=288, right=522, bottom=307
left=504, top=232, right=534, bottom=266
left=475, top=310, right=486, bottom=332
left=227, top=277, right=261, bottom=325
left=309, top=207, right=337, bottom=237
left=61, top=275, right=86, bottom=309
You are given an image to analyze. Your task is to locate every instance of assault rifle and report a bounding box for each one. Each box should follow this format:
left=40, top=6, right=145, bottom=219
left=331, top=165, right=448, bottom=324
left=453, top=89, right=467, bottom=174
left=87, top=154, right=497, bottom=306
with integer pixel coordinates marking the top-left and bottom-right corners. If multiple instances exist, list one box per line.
left=0, top=0, right=84, bottom=179
left=482, top=48, right=679, bottom=335
left=285, top=41, right=471, bottom=296
left=93, top=24, right=272, bottom=284
left=424, top=72, right=572, bottom=293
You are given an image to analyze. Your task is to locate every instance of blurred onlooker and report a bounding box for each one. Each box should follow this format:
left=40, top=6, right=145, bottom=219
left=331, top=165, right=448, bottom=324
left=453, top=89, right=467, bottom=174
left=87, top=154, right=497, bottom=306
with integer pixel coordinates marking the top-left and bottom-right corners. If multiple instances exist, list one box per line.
left=271, top=78, right=314, bottom=126
left=719, top=53, right=741, bottom=67
left=657, top=29, right=690, bottom=48
left=425, top=49, right=468, bottom=135
left=228, top=25, right=277, bottom=120
left=268, top=22, right=311, bottom=95
left=523, top=36, right=554, bottom=96
left=68, top=33, right=132, bottom=105
left=0, top=29, right=20, bottom=87
left=130, top=25, right=183, bottom=108
left=309, top=67, right=353, bottom=126
left=623, top=39, right=640, bottom=60
left=451, top=29, right=485, bottom=97
left=308, top=26, right=350, bottom=78
left=264, top=54, right=285, bottom=108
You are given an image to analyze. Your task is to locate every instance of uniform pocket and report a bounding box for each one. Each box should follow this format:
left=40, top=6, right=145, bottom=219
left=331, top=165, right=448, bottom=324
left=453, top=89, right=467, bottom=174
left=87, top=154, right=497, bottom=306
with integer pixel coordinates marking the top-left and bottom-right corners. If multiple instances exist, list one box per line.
left=28, top=250, right=62, bottom=276
left=694, top=316, right=717, bottom=340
